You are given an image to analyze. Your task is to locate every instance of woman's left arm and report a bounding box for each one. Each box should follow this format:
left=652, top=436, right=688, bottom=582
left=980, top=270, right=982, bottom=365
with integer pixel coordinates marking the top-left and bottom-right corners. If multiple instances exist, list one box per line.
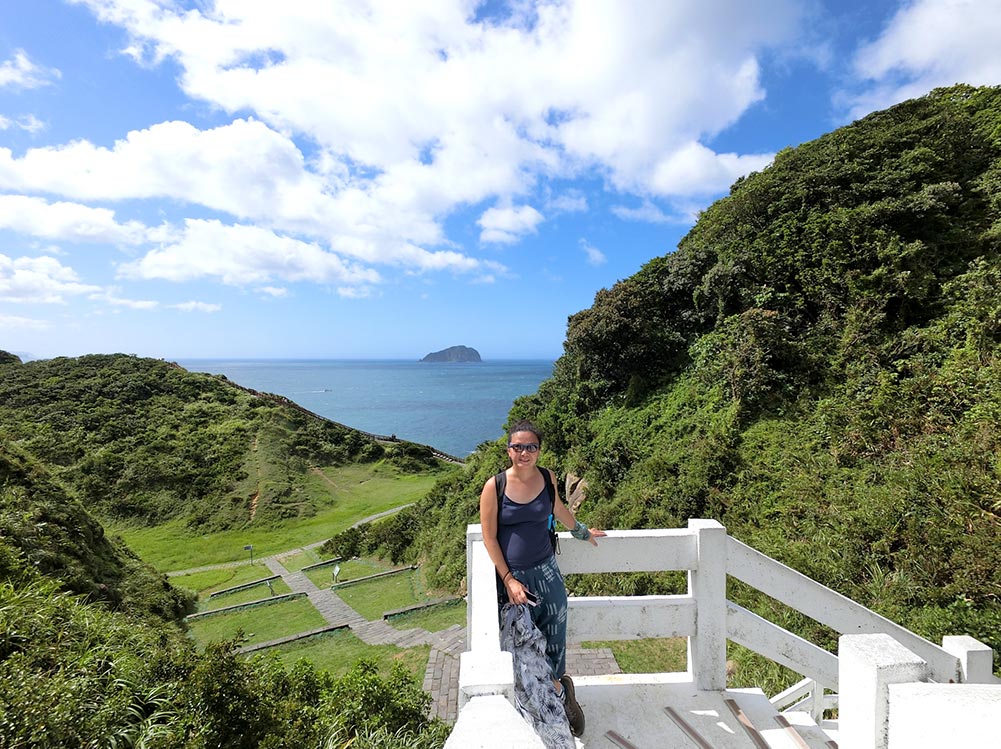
left=549, top=469, right=606, bottom=547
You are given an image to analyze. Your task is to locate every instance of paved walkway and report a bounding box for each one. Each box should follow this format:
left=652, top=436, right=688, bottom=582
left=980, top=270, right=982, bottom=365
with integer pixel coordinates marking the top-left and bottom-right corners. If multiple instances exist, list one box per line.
left=201, top=552, right=620, bottom=723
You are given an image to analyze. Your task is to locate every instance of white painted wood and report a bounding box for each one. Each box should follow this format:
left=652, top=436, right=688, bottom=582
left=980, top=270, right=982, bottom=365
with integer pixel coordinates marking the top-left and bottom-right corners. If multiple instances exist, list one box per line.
left=556, top=528, right=698, bottom=574
left=566, top=594, right=696, bottom=641
left=728, top=603, right=840, bottom=690
left=727, top=537, right=960, bottom=683
left=690, top=519, right=727, bottom=690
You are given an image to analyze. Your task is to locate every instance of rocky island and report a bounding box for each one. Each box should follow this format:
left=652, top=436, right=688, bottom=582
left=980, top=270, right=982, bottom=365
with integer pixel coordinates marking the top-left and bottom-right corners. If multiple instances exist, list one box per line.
left=421, top=345, right=481, bottom=363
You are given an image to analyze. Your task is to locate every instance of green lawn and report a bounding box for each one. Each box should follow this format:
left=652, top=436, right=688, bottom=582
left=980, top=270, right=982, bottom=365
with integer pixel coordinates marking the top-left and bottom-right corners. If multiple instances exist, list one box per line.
left=261, top=627, right=430, bottom=680
left=305, top=556, right=392, bottom=588
left=580, top=637, right=688, bottom=673
left=335, top=569, right=427, bottom=620
left=388, top=600, right=466, bottom=633
left=276, top=548, right=322, bottom=572
left=187, top=597, right=327, bottom=647
left=198, top=578, right=293, bottom=612
left=171, top=564, right=274, bottom=598
left=110, top=463, right=443, bottom=572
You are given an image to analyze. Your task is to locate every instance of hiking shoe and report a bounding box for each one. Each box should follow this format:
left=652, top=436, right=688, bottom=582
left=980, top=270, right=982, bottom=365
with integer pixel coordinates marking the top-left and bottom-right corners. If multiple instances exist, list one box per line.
left=561, top=674, right=585, bottom=737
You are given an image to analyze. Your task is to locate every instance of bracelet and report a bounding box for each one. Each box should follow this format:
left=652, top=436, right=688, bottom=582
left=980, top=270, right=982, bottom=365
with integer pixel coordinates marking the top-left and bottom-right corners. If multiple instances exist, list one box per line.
left=502, top=571, right=513, bottom=583
left=570, top=520, right=591, bottom=540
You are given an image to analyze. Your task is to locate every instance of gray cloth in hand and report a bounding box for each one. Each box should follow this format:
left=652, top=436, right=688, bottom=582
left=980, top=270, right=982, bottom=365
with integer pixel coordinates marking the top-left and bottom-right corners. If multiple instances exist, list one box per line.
left=500, top=603, right=575, bottom=749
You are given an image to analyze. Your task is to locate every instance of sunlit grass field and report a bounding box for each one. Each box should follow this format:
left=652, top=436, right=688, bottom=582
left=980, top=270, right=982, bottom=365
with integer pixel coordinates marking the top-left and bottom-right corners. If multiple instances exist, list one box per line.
left=197, top=578, right=293, bottom=612
left=110, top=463, right=443, bottom=572
left=170, top=564, right=270, bottom=595
left=187, top=597, right=326, bottom=647
left=580, top=637, right=687, bottom=673
left=335, top=568, right=429, bottom=620
left=387, top=599, right=466, bottom=633
left=304, top=556, right=392, bottom=588
left=264, top=628, right=430, bottom=679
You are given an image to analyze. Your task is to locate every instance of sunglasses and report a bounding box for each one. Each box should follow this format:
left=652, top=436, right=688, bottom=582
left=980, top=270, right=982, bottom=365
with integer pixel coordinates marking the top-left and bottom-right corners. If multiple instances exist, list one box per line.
left=507, top=443, right=540, bottom=453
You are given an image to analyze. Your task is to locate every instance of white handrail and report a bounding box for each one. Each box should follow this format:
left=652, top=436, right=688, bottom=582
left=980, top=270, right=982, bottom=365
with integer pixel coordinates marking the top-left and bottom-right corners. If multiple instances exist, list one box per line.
left=726, top=537, right=960, bottom=684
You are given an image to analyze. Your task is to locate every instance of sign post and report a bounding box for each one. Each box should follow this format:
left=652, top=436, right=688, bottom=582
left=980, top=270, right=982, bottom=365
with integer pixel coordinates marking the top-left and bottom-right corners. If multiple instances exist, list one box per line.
left=244, top=543, right=253, bottom=566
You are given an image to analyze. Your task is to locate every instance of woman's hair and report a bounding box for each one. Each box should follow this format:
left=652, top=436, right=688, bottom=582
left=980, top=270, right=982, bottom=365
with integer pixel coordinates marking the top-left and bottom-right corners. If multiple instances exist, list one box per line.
left=507, top=419, right=542, bottom=445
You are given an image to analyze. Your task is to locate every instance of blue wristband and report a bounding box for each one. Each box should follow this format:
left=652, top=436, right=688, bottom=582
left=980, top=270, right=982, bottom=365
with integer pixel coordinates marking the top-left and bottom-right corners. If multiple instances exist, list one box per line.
left=570, top=520, right=590, bottom=540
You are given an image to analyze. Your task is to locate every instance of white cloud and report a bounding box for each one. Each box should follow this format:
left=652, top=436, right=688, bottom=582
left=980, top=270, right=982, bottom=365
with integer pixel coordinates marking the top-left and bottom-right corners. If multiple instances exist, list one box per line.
left=89, top=289, right=159, bottom=309
left=71, top=0, right=805, bottom=214
left=849, top=0, right=1001, bottom=116
left=0, top=114, right=47, bottom=134
left=258, top=286, right=287, bottom=298
left=0, top=50, right=60, bottom=89
left=0, top=195, right=151, bottom=245
left=336, top=286, right=373, bottom=299
left=170, top=300, right=222, bottom=312
left=0, top=313, right=49, bottom=331
left=0, top=253, right=102, bottom=303
left=547, top=191, right=588, bottom=214
left=580, top=239, right=606, bottom=266
left=118, top=218, right=382, bottom=288
left=479, top=204, right=544, bottom=244
left=650, top=141, right=774, bottom=196
left=612, top=200, right=675, bottom=224
left=16, top=115, right=46, bottom=134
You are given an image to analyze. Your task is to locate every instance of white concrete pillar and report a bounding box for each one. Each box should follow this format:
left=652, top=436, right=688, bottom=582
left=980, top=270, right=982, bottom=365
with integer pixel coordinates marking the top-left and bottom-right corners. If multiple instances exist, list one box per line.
left=942, top=635, right=995, bottom=683
left=888, top=683, right=1001, bottom=748
left=445, top=694, right=546, bottom=748
left=688, top=519, right=727, bottom=690
left=839, top=633, right=928, bottom=749
left=458, top=650, right=515, bottom=708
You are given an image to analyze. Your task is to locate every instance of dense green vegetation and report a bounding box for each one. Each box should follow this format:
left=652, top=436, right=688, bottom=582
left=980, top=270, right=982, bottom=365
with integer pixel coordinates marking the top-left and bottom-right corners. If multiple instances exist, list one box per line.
left=396, top=86, right=1001, bottom=671
left=0, top=357, right=449, bottom=747
left=0, top=353, right=440, bottom=533
left=4, top=83, right=1001, bottom=744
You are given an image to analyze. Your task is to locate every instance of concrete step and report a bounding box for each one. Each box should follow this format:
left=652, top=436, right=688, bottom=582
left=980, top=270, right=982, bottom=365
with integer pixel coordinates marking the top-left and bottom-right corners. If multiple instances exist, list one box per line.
left=571, top=675, right=838, bottom=749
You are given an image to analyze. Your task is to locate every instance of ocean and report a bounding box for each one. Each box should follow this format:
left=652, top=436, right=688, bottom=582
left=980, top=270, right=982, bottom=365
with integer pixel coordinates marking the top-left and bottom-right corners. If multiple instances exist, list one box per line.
left=177, top=359, right=555, bottom=458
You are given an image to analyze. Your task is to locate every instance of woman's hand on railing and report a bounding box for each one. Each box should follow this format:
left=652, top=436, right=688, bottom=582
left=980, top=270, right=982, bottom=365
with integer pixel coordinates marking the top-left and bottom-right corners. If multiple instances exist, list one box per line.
left=585, top=528, right=607, bottom=547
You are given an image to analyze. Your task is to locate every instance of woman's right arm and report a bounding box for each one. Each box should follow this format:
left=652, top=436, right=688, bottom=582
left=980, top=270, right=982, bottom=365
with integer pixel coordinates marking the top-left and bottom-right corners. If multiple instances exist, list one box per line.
left=479, top=476, right=528, bottom=605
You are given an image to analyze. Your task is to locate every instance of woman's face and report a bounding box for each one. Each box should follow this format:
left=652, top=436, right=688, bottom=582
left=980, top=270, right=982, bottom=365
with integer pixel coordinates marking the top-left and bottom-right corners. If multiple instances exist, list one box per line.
left=507, top=430, right=541, bottom=467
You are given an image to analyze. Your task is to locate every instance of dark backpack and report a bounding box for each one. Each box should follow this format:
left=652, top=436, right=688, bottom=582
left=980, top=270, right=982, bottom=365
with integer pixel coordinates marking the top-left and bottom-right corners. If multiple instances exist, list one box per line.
left=495, top=466, right=560, bottom=555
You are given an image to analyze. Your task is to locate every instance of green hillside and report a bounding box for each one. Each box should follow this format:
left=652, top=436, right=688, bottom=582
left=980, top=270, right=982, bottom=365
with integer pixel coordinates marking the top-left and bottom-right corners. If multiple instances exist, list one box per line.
left=400, top=85, right=1001, bottom=657
left=0, top=353, right=439, bottom=532
left=0, top=357, right=449, bottom=747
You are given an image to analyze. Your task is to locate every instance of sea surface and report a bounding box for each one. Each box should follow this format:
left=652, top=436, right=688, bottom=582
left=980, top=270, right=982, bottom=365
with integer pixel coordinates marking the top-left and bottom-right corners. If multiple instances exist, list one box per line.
left=177, top=359, right=555, bottom=457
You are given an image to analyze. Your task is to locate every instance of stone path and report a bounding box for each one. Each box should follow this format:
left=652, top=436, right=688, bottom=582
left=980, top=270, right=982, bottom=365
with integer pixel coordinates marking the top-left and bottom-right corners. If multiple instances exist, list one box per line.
left=207, top=553, right=621, bottom=724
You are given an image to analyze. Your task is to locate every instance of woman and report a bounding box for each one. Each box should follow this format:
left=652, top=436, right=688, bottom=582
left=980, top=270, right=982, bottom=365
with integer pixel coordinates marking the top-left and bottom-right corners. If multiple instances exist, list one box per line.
left=479, top=419, right=606, bottom=738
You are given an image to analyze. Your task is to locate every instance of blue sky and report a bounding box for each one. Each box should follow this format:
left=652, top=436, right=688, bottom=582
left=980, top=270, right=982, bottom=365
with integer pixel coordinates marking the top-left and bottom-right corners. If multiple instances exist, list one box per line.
left=1, top=0, right=999, bottom=360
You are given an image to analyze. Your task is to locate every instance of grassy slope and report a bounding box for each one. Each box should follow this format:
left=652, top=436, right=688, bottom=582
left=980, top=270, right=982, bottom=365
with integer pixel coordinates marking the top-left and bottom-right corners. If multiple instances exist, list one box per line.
left=112, top=463, right=442, bottom=571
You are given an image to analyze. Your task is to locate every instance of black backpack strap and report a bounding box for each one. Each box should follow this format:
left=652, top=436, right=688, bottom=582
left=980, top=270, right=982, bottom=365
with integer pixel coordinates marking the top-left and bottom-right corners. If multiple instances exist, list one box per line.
left=494, top=470, right=507, bottom=532
left=539, top=467, right=560, bottom=554
left=539, top=467, right=555, bottom=511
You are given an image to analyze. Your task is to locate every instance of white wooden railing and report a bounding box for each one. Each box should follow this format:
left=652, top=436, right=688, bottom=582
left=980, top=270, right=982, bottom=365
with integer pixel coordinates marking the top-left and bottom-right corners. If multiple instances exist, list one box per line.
left=448, top=520, right=998, bottom=749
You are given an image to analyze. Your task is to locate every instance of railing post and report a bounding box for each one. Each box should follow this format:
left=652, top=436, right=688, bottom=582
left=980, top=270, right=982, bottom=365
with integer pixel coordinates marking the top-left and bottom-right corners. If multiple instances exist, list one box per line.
left=688, top=519, right=727, bottom=690
left=460, top=525, right=515, bottom=709
left=941, top=635, right=995, bottom=683
left=839, top=633, right=927, bottom=749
